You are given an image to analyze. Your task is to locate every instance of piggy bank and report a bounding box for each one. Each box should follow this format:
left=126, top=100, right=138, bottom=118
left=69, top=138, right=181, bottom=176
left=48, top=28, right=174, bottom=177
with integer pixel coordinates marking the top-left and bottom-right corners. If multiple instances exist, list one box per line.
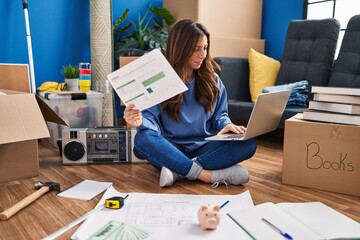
left=197, top=204, right=221, bottom=230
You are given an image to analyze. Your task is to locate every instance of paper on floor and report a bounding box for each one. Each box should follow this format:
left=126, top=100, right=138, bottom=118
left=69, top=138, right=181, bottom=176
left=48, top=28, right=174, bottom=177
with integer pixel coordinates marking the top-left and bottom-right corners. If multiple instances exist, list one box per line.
left=57, top=180, right=112, bottom=201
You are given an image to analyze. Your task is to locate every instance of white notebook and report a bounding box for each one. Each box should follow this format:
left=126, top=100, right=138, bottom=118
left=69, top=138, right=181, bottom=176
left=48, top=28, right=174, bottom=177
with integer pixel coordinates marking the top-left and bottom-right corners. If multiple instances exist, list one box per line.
left=57, top=180, right=112, bottom=201
left=227, top=202, right=360, bottom=240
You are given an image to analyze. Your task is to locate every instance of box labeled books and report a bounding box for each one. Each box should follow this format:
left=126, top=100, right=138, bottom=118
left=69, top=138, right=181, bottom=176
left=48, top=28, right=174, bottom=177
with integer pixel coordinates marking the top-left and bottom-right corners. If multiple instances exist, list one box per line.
left=283, top=114, right=360, bottom=197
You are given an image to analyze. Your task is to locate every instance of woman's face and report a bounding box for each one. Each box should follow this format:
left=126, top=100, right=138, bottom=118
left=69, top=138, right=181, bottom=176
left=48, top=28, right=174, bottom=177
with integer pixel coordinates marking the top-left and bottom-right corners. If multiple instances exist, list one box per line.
left=187, top=35, right=208, bottom=70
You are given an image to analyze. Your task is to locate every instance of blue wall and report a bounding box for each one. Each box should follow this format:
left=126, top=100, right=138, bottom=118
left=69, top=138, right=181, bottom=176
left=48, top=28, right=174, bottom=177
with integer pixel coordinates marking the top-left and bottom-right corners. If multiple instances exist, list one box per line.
left=262, top=0, right=304, bottom=60
left=0, top=0, right=302, bottom=120
left=0, top=0, right=161, bottom=89
left=0, top=0, right=90, bottom=87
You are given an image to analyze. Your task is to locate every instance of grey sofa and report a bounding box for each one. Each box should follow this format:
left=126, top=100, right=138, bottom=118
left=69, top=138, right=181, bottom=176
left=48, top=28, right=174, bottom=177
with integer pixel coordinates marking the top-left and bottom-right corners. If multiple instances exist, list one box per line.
left=214, top=18, right=341, bottom=128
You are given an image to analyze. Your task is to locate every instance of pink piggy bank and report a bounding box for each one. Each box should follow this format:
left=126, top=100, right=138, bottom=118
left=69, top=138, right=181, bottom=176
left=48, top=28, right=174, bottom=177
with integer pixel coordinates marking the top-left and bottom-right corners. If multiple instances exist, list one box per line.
left=197, top=204, right=221, bottom=230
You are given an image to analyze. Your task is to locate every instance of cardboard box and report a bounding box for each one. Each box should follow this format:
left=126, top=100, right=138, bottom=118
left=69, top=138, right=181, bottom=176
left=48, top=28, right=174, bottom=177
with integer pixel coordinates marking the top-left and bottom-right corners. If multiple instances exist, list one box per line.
left=0, top=64, right=30, bottom=92
left=0, top=89, right=66, bottom=183
left=282, top=114, right=360, bottom=197
left=210, top=36, right=265, bottom=58
left=163, top=0, right=263, bottom=39
left=119, top=56, right=139, bottom=67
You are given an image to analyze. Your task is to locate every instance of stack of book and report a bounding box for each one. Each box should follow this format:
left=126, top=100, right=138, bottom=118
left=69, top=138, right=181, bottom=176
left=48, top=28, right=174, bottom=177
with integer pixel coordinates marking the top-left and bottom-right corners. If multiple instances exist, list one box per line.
left=302, top=86, right=360, bottom=125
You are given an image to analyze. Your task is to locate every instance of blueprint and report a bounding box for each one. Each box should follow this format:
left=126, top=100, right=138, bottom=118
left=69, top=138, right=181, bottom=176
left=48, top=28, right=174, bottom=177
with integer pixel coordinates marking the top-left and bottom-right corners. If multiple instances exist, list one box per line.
left=72, top=186, right=254, bottom=240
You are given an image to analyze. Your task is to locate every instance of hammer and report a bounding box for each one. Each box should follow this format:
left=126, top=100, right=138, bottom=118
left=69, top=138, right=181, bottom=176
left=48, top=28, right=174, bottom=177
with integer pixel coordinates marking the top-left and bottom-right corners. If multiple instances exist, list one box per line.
left=0, top=181, right=60, bottom=221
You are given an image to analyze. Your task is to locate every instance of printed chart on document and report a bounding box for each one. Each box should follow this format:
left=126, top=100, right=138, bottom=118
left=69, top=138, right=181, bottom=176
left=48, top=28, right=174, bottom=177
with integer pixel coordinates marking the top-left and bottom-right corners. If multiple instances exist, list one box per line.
left=107, top=49, right=188, bottom=111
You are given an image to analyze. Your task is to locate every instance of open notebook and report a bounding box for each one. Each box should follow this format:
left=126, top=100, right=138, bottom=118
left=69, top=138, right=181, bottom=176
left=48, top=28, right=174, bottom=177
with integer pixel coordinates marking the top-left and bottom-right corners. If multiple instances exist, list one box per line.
left=227, top=202, right=360, bottom=240
left=206, top=90, right=291, bottom=141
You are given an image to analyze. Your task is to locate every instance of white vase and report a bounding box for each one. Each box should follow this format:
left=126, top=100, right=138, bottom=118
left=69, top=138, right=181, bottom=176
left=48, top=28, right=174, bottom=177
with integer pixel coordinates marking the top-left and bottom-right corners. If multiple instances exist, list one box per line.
left=65, top=78, right=79, bottom=91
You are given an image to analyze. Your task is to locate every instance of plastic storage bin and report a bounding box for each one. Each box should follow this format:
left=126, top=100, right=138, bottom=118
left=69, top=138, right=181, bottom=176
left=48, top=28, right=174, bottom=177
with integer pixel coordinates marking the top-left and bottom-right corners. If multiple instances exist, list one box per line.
left=38, top=91, right=104, bottom=147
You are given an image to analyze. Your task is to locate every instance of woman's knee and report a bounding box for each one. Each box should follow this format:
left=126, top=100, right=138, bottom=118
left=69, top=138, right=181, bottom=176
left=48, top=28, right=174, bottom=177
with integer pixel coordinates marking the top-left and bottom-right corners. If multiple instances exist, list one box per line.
left=246, top=138, right=257, bottom=158
left=134, top=129, right=157, bottom=146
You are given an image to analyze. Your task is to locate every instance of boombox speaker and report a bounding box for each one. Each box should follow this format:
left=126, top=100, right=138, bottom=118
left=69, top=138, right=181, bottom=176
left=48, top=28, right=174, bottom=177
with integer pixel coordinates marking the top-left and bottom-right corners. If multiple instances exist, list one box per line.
left=62, top=128, right=88, bottom=165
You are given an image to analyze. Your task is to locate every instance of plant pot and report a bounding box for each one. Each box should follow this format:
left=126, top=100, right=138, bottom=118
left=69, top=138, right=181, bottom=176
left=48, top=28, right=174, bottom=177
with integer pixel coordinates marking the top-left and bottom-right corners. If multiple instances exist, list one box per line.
left=65, top=78, right=79, bottom=91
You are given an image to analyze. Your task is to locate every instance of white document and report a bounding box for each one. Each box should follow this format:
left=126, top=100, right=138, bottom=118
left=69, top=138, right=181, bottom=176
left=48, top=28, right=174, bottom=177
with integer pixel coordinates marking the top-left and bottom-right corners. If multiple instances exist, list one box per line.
left=107, top=49, right=188, bottom=110
left=227, top=201, right=360, bottom=240
left=57, top=180, right=112, bottom=201
left=72, top=186, right=255, bottom=240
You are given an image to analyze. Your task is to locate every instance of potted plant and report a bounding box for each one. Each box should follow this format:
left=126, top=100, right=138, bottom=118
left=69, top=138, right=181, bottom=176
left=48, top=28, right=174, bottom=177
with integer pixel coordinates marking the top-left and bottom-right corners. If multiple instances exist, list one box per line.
left=61, top=64, right=79, bottom=91
left=113, top=5, right=175, bottom=61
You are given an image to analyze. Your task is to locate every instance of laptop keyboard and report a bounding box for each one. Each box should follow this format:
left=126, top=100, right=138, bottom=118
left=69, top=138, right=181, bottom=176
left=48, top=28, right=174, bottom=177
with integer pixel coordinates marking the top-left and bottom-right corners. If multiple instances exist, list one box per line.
left=224, top=133, right=245, bottom=139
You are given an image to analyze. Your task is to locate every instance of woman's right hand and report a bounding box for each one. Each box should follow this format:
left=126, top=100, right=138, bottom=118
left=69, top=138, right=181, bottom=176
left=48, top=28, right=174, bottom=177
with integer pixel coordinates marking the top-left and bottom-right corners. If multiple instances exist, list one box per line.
left=123, top=104, right=142, bottom=127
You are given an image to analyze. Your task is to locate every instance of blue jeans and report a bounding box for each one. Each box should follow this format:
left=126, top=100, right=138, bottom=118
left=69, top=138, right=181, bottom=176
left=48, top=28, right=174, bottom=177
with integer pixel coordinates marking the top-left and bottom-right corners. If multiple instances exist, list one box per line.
left=134, top=129, right=257, bottom=180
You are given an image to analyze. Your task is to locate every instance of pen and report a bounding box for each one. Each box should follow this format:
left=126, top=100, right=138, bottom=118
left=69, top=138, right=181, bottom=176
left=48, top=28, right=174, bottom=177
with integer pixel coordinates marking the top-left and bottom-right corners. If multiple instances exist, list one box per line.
left=220, top=200, right=229, bottom=209
left=262, top=218, right=293, bottom=240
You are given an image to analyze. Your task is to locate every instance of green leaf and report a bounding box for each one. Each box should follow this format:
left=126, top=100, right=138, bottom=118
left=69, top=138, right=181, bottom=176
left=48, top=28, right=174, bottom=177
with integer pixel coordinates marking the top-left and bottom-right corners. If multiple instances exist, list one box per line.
left=61, top=65, right=79, bottom=79
left=114, top=38, right=140, bottom=58
left=143, top=28, right=168, bottom=50
left=114, top=23, right=132, bottom=38
left=149, top=6, right=175, bottom=27
left=112, top=4, right=175, bottom=60
left=113, top=8, right=129, bottom=31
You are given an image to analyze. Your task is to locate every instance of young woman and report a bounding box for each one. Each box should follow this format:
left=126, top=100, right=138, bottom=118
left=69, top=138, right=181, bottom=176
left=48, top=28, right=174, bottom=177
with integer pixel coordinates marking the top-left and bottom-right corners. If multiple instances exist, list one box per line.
left=124, top=19, right=257, bottom=187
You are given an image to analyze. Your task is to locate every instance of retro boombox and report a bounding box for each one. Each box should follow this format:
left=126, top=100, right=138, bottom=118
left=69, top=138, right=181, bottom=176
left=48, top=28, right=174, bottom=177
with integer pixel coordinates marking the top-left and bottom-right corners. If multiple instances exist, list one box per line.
left=61, top=127, right=144, bottom=165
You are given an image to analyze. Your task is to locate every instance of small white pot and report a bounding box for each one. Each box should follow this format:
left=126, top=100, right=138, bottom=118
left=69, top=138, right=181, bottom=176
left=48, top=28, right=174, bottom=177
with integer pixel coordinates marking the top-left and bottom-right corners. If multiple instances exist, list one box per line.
left=65, top=78, right=79, bottom=91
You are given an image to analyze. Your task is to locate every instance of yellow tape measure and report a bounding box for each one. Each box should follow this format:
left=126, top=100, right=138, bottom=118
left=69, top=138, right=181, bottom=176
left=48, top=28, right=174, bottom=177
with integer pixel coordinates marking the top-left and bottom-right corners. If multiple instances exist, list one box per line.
left=43, top=195, right=130, bottom=239
left=105, top=195, right=129, bottom=209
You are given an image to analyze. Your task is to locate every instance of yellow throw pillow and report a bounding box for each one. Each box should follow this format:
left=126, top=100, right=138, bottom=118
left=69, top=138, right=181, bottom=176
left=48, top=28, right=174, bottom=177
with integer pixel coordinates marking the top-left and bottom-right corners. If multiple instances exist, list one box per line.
left=248, top=48, right=281, bottom=102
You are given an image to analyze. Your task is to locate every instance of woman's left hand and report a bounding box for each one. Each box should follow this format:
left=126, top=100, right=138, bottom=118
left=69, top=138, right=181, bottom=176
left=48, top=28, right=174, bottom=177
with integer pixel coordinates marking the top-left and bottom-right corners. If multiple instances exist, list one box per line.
left=217, top=123, right=246, bottom=135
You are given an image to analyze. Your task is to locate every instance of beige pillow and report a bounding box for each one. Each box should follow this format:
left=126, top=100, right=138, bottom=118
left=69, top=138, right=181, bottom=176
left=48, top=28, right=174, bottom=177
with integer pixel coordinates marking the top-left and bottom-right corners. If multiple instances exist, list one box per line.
left=248, top=48, right=281, bottom=102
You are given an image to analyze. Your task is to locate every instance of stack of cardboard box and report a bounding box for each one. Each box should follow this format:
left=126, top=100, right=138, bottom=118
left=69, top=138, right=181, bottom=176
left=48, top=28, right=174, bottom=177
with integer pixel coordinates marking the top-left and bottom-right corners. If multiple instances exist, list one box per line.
left=163, top=0, right=264, bottom=58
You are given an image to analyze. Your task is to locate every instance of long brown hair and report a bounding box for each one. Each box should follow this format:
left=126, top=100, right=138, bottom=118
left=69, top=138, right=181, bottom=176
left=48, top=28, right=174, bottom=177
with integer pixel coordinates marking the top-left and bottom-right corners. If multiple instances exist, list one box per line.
left=162, top=19, right=221, bottom=121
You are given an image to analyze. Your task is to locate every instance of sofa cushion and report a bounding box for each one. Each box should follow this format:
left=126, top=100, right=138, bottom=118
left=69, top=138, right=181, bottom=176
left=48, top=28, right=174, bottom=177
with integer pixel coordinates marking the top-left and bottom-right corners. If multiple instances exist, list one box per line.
left=214, top=57, right=251, bottom=102
left=329, top=15, right=360, bottom=88
left=248, top=48, right=281, bottom=102
left=227, top=100, right=255, bottom=125
left=276, top=18, right=340, bottom=87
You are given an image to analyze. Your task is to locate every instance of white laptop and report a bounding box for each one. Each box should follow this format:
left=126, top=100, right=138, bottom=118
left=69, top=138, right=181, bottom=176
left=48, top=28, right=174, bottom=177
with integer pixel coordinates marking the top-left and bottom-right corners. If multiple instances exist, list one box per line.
left=206, top=90, right=291, bottom=141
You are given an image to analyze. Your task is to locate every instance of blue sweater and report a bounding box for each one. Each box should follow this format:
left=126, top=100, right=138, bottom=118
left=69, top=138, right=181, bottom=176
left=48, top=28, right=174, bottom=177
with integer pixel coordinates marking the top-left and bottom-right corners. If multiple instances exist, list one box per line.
left=137, top=74, right=231, bottom=151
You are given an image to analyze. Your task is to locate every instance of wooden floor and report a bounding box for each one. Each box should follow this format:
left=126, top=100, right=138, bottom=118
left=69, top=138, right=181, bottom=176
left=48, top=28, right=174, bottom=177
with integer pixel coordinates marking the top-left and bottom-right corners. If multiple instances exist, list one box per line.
left=0, top=135, right=359, bottom=239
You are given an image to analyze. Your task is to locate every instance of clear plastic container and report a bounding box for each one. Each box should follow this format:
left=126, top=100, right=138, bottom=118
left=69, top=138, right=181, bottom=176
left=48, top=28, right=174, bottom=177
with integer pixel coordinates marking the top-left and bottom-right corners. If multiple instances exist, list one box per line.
left=38, top=91, right=104, bottom=147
